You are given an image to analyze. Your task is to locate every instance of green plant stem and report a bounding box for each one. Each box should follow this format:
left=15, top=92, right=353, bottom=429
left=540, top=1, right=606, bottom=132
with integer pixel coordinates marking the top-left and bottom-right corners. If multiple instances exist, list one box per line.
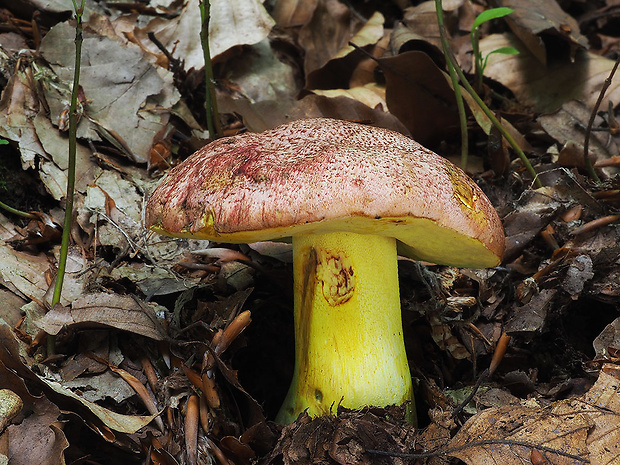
left=199, top=0, right=222, bottom=140
left=435, top=0, right=469, bottom=170
left=48, top=0, right=84, bottom=355
left=435, top=0, right=542, bottom=188
left=0, top=200, right=37, bottom=219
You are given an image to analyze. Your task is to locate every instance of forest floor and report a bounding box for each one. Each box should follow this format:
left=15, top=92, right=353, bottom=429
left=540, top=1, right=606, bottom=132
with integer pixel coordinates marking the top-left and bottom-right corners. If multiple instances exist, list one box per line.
left=1, top=0, right=620, bottom=464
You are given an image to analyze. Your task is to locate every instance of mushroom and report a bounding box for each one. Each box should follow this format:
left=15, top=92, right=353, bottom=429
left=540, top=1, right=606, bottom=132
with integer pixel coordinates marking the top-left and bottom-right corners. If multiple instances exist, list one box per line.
left=145, top=118, right=505, bottom=425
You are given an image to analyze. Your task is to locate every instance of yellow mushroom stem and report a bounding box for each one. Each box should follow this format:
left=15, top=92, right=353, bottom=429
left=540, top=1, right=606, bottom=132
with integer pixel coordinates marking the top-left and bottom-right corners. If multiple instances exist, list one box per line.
left=276, top=230, right=415, bottom=424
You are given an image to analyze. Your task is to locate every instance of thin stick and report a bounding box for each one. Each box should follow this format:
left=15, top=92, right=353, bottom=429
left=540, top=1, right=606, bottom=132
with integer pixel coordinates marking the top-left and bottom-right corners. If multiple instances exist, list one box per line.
left=583, top=55, right=620, bottom=183
left=199, top=0, right=222, bottom=140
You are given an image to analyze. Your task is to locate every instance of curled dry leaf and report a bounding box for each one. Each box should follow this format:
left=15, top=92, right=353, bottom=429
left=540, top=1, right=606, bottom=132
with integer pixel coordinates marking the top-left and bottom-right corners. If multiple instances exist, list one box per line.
left=36, top=293, right=168, bottom=341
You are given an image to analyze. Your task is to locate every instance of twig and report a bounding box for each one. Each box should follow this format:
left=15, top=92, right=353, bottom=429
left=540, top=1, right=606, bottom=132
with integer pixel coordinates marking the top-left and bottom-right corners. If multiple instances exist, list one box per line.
left=199, top=0, right=222, bottom=140
left=367, top=436, right=590, bottom=462
left=451, top=368, right=489, bottom=419
left=583, top=54, right=620, bottom=183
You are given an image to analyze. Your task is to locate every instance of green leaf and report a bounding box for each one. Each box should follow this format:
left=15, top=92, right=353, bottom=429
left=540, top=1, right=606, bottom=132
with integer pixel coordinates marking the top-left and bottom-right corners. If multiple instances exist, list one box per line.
left=472, top=7, right=514, bottom=31
left=0, top=139, right=8, bottom=145
left=481, top=46, right=520, bottom=73
left=488, top=46, right=520, bottom=56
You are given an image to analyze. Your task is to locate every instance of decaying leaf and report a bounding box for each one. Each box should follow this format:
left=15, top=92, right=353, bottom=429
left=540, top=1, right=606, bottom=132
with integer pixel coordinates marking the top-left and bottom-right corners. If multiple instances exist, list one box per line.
left=0, top=324, right=159, bottom=434
left=495, top=0, right=588, bottom=64
left=36, top=293, right=168, bottom=341
left=379, top=51, right=460, bottom=145
left=481, top=33, right=620, bottom=113
left=39, top=15, right=180, bottom=164
left=141, top=0, right=275, bottom=72
left=449, top=365, right=620, bottom=465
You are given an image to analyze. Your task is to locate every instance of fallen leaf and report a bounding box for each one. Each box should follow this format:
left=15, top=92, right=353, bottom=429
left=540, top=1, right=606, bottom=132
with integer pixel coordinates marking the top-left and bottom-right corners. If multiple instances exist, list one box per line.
left=0, top=243, right=52, bottom=305
left=481, top=33, right=620, bottom=113
left=141, top=0, right=275, bottom=71
left=5, top=400, right=69, bottom=465
left=495, top=0, right=588, bottom=64
left=36, top=293, right=168, bottom=341
left=0, top=324, right=159, bottom=434
left=449, top=365, right=620, bottom=464
left=39, top=15, right=180, bottom=163
left=379, top=51, right=460, bottom=145
left=271, top=0, right=319, bottom=27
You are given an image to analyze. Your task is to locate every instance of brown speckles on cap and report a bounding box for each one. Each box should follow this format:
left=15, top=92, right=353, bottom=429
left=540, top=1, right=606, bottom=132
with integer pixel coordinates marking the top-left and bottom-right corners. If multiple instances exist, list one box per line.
left=146, top=118, right=505, bottom=267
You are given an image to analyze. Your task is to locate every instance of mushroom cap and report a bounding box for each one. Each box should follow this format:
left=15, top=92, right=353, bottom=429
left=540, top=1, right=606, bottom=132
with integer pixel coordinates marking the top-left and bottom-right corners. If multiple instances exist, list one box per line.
left=146, top=118, right=504, bottom=268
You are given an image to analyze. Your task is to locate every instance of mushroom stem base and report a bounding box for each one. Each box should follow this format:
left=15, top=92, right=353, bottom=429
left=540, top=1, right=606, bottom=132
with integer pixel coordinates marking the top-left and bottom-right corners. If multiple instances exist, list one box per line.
left=276, top=231, right=414, bottom=424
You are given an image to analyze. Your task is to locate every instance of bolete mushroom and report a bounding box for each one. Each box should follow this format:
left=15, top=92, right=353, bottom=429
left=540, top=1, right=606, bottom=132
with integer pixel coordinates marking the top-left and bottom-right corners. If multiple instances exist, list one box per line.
left=145, top=118, right=504, bottom=425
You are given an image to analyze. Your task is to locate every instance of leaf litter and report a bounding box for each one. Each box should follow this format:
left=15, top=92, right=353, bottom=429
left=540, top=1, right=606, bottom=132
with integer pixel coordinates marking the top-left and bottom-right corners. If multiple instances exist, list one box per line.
left=0, top=0, right=620, bottom=464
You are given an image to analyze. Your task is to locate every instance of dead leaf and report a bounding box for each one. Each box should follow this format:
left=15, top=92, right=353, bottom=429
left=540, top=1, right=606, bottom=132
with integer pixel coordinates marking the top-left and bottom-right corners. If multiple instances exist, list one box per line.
left=0, top=63, right=48, bottom=170
left=481, top=33, right=620, bottom=113
left=0, top=243, right=52, bottom=305
left=141, top=0, right=275, bottom=72
left=271, top=0, right=319, bottom=28
left=584, top=369, right=620, bottom=463
left=310, top=83, right=387, bottom=112
left=495, top=0, right=588, bottom=64
left=449, top=399, right=592, bottom=464
left=36, top=293, right=168, bottom=341
left=538, top=100, right=620, bottom=167
left=39, top=14, right=180, bottom=163
left=0, top=324, right=159, bottom=434
left=449, top=365, right=620, bottom=464
left=299, top=0, right=365, bottom=82
left=379, top=51, right=460, bottom=145
left=5, top=400, right=68, bottom=465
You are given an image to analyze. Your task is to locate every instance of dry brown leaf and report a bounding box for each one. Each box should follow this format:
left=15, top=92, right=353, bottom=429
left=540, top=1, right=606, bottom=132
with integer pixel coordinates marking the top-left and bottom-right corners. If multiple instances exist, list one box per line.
left=310, top=84, right=387, bottom=111
left=538, top=100, right=620, bottom=166
left=271, top=0, right=319, bottom=28
left=0, top=243, right=52, bottom=305
left=584, top=369, right=620, bottom=463
left=449, top=365, right=620, bottom=465
left=218, top=92, right=409, bottom=136
left=0, top=324, right=159, bottom=434
left=299, top=0, right=365, bottom=80
left=449, top=399, right=592, bottom=464
left=4, top=399, right=68, bottom=465
left=495, top=0, right=588, bottom=64
left=379, top=51, right=460, bottom=145
left=0, top=66, right=48, bottom=169
left=39, top=15, right=180, bottom=164
left=141, top=0, right=275, bottom=71
left=218, top=39, right=300, bottom=104
left=36, top=293, right=168, bottom=341
left=391, top=0, right=464, bottom=56
left=481, top=33, right=620, bottom=113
